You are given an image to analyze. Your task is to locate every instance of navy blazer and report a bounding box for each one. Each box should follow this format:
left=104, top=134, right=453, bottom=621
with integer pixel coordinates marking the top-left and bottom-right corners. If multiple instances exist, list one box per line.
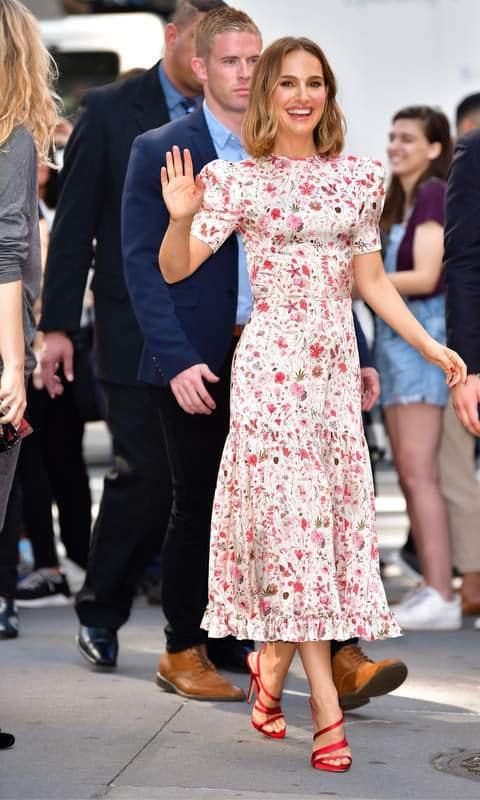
left=122, top=109, right=238, bottom=386
left=445, top=129, right=480, bottom=373
left=122, top=109, right=372, bottom=385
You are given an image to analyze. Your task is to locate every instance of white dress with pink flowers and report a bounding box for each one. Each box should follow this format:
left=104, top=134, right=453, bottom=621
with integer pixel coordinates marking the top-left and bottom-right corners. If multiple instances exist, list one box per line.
left=191, top=153, right=402, bottom=642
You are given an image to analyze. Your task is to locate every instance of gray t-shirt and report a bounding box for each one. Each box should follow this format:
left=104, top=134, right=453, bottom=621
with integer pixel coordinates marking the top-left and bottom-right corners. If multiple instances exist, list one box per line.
left=0, top=126, right=41, bottom=377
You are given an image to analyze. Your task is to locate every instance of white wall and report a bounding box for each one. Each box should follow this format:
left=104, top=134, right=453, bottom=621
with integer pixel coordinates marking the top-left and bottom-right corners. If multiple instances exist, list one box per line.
left=235, top=0, right=480, bottom=162
left=28, top=0, right=480, bottom=162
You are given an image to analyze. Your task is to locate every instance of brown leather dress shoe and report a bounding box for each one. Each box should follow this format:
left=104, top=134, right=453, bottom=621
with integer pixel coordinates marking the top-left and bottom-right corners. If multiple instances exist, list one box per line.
left=156, top=644, right=245, bottom=701
left=333, top=644, right=408, bottom=711
left=461, top=572, right=480, bottom=615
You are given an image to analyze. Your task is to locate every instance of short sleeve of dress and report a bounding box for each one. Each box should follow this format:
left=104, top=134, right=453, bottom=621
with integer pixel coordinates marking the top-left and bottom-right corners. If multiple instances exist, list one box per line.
left=190, top=159, right=241, bottom=253
left=413, top=179, right=446, bottom=226
left=352, top=159, right=385, bottom=256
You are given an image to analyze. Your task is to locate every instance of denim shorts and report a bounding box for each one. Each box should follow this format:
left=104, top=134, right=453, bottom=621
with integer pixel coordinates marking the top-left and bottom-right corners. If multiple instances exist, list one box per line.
left=374, top=295, right=449, bottom=408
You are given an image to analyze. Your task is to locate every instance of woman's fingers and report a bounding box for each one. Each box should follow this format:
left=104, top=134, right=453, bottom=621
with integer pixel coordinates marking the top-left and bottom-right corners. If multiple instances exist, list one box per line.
left=172, top=145, right=184, bottom=178
left=160, top=165, right=168, bottom=191
left=183, top=148, right=193, bottom=179
left=442, top=348, right=467, bottom=387
left=165, top=150, right=175, bottom=181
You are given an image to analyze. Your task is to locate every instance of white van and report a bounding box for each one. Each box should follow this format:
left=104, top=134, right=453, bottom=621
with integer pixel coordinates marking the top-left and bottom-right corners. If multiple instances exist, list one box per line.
left=40, top=12, right=165, bottom=115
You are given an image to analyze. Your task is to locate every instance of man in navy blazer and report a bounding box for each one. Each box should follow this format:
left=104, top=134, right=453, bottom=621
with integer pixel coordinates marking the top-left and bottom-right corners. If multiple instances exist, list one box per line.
left=123, top=6, right=407, bottom=706
left=123, top=5, right=262, bottom=701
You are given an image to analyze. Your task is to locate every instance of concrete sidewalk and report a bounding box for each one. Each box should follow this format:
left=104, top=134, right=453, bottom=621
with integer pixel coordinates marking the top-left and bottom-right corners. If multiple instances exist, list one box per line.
left=1, top=600, right=479, bottom=800
left=2, top=450, right=479, bottom=799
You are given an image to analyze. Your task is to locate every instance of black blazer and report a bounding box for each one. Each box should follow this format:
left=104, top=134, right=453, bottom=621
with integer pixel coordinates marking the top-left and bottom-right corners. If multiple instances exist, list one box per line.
left=122, top=110, right=238, bottom=386
left=445, top=129, right=480, bottom=373
left=40, top=64, right=170, bottom=385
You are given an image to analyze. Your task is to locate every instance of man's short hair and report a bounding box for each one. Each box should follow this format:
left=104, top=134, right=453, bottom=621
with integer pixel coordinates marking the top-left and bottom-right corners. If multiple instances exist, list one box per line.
left=171, top=0, right=227, bottom=30
left=456, top=92, right=480, bottom=127
left=195, top=5, right=261, bottom=59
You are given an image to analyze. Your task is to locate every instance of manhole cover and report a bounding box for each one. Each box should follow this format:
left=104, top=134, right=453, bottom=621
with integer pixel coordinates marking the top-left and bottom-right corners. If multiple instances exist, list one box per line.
left=433, top=750, right=480, bottom=782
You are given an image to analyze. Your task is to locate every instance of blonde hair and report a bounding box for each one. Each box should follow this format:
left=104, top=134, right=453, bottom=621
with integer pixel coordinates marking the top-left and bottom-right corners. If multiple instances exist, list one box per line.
left=243, top=37, right=345, bottom=159
left=0, top=0, right=60, bottom=163
left=196, top=5, right=261, bottom=60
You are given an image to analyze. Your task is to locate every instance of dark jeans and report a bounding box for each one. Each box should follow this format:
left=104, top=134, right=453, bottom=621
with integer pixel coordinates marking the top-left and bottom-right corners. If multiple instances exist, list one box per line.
left=0, top=478, right=22, bottom=598
left=75, top=381, right=172, bottom=629
left=17, top=380, right=92, bottom=569
left=151, top=343, right=233, bottom=653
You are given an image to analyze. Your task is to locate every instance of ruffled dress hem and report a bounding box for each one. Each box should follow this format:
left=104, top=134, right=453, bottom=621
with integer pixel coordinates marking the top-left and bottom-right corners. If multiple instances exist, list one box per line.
left=201, top=608, right=403, bottom=642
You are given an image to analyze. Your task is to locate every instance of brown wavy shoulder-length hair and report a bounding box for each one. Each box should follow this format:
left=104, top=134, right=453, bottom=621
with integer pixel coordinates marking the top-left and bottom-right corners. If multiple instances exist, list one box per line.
left=0, top=0, right=60, bottom=163
left=243, top=36, right=345, bottom=159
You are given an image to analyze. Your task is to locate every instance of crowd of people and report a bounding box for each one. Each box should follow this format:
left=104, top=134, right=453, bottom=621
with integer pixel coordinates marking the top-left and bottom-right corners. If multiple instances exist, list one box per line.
left=1, top=0, right=479, bottom=766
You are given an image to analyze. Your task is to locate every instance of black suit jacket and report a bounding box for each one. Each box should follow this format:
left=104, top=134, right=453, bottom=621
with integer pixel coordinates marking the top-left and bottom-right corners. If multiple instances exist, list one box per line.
left=40, top=64, right=170, bottom=385
left=445, top=129, right=480, bottom=373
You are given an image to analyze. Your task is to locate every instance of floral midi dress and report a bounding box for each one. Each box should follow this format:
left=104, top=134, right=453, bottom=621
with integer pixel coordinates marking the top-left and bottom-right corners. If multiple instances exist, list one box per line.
left=191, top=153, right=402, bottom=643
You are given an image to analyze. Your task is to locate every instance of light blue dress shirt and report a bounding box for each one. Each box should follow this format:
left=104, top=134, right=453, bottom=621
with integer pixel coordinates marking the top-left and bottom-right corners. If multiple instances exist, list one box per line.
left=202, top=101, right=253, bottom=325
left=157, top=63, right=200, bottom=120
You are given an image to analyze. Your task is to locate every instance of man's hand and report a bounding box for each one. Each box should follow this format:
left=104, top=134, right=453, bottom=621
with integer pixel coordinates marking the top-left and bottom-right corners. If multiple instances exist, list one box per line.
left=0, top=365, right=26, bottom=428
left=452, top=374, right=480, bottom=436
left=40, top=332, right=74, bottom=399
left=360, top=366, right=380, bottom=412
left=170, top=364, right=220, bottom=415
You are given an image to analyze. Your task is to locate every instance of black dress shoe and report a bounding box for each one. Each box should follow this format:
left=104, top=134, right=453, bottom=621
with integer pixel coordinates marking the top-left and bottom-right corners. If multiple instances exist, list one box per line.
left=0, top=730, right=15, bottom=749
left=77, top=625, right=118, bottom=668
left=207, top=637, right=254, bottom=673
left=0, top=597, right=18, bottom=639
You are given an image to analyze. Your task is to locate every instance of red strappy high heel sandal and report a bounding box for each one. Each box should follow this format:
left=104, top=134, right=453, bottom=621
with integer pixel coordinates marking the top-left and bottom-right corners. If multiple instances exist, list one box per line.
left=310, top=700, right=352, bottom=773
left=246, top=649, right=286, bottom=739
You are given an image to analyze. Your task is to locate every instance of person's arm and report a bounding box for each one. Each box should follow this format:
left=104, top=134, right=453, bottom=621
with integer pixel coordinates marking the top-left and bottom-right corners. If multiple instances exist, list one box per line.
left=40, top=92, right=106, bottom=396
left=444, top=132, right=480, bottom=435
left=354, top=250, right=464, bottom=386
left=388, top=221, right=443, bottom=295
left=387, top=181, right=446, bottom=296
left=351, top=160, right=465, bottom=388
left=0, top=282, right=25, bottom=427
left=0, top=134, right=34, bottom=426
left=159, top=147, right=238, bottom=283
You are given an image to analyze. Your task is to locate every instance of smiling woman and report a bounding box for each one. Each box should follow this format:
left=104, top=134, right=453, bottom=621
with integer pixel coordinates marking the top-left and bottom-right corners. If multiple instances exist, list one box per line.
left=374, top=105, right=459, bottom=632
left=242, top=36, right=345, bottom=159
left=156, top=35, right=466, bottom=774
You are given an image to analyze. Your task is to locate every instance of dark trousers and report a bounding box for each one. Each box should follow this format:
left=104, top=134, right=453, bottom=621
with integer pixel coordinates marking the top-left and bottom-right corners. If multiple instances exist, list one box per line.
left=75, top=381, right=172, bottom=629
left=151, top=343, right=233, bottom=653
left=17, top=380, right=92, bottom=569
left=0, top=478, right=22, bottom=598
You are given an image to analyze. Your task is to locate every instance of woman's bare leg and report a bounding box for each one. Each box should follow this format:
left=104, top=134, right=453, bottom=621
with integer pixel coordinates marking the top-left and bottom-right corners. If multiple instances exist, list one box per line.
left=384, top=403, right=453, bottom=598
left=299, top=641, right=351, bottom=767
left=250, top=642, right=297, bottom=735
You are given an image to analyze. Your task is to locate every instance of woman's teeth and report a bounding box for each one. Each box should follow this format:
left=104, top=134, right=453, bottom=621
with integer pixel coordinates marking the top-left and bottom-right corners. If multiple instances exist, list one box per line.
left=287, top=109, right=312, bottom=117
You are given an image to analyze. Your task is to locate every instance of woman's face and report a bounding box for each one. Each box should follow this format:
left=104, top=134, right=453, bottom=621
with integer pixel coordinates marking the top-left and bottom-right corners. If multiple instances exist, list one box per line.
left=387, top=118, right=440, bottom=179
left=271, top=49, right=327, bottom=142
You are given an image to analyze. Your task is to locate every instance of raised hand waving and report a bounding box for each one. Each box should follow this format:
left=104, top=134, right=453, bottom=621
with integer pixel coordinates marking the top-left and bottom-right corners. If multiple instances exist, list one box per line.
left=160, top=146, right=204, bottom=221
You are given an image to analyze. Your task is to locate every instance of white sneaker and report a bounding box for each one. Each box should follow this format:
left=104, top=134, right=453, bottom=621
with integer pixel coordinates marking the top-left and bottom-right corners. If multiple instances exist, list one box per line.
left=393, top=585, right=461, bottom=630
left=474, top=618, right=480, bottom=630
